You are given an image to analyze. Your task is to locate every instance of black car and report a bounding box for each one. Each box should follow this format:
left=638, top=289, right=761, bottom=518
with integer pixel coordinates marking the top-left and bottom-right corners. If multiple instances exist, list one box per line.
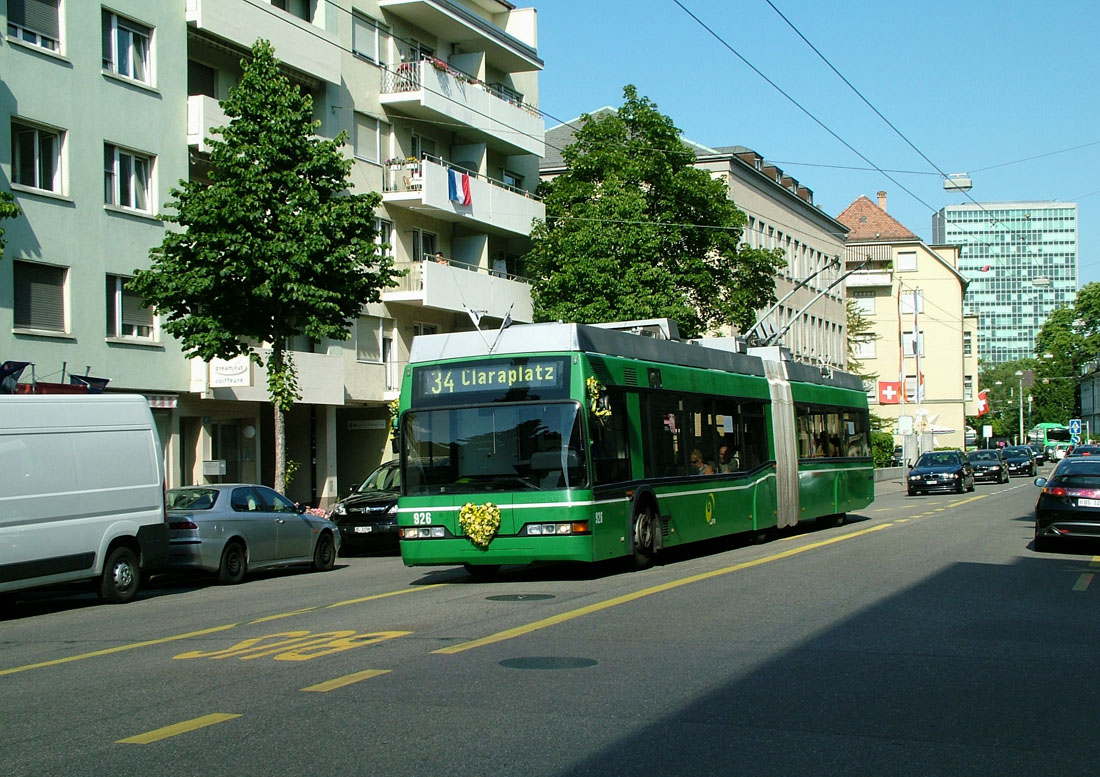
left=1033, top=458, right=1100, bottom=551
left=1002, top=445, right=1036, bottom=477
left=890, top=446, right=904, bottom=467
left=1028, top=443, right=1047, bottom=464
left=907, top=450, right=975, bottom=495
left=967, top=449, right=1009, bottom=484
left=330, top=461, right=400, bottom=554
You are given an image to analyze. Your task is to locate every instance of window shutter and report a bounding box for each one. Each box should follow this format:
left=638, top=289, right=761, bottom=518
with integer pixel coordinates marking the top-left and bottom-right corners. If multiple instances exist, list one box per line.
left=15, top=0, right=60, bottom=39
left=14, top=261, right=65, bottom=331
left=101, top=9, right=114, bottom=69
left=121, top=283, right=152, bottom=330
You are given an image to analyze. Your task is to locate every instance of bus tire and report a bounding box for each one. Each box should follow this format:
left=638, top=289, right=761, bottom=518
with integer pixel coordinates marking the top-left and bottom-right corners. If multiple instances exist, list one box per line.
left=819, top=513, right=846, bottom=528
left=630, top=505, right=656, bottom=570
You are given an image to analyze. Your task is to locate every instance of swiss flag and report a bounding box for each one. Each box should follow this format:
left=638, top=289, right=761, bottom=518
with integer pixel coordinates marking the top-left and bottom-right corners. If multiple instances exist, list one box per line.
left=976, top=389, right=990, bottom=417
left=878, top=381, right=901, bottom=404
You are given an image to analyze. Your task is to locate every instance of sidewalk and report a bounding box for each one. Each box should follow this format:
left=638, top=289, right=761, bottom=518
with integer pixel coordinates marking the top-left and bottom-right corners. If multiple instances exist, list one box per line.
left=874, top=466, right=907, bottom=498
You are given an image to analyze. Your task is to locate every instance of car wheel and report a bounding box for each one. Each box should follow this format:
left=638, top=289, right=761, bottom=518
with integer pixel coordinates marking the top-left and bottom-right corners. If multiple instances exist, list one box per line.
left=956, top=479, right=965, bottom=494
left=312, top=532, right=336, bottom=572
left=98, top=546, right=140, bottom=604
left=217, top=540, right=247, bottom=585
left=907, top=489, right=916, bottom=496
left=967, top=478, right=975, bottom=492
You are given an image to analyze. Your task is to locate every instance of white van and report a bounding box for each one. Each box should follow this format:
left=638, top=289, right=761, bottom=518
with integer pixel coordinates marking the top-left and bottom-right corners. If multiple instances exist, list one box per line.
left=0, top=394, right=169, bottom=603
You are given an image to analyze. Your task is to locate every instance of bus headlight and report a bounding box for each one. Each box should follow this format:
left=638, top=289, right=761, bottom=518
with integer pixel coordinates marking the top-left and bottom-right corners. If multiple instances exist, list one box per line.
left=401, top=526, right=445, bottom=539
left=523, top=521, right=589, bottom=536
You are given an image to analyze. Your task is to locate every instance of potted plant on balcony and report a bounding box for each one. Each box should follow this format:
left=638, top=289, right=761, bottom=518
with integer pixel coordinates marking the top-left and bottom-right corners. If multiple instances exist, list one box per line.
left=405, top=156, right=420, bottom=170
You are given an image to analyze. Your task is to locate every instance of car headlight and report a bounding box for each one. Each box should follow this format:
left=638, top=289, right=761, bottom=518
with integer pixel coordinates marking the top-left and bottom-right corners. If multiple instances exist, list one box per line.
left=908, top=474, right=920, bottom=481
left=949, top=472, right=959, bottom=479
left=333, top=503, right=346, bottom=516
left=385, top=503, right=397, bottom=516
left=990, top=465, right=1001, bottom=471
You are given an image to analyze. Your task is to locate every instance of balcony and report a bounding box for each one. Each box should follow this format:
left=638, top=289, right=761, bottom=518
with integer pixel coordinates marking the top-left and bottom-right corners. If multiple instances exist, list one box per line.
left=381, top=60, right=543, bottom=157
left=187, top=94, right=227, bottom=153
left=379, top=0, right=541, bottom=74
left=846, top=271, right=894, bottom=288
left=382, top=259, right=533, bottom=322
left=190, top=350, right=345, bottom=405
left=185, top=0, right=341, bottom=84
left=382, top=157, right=543, bottom=237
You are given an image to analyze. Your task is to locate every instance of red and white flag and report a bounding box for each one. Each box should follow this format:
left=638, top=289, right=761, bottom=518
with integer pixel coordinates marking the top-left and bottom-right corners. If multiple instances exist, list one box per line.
left=976, top=389, right=990, bottom=417
left=878, top=381, right=902, bottom=404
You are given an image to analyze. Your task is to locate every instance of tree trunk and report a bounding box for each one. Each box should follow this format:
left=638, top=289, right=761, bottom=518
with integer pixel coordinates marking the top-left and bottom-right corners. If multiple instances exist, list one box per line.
left=273, top=402, right=286, bottom=494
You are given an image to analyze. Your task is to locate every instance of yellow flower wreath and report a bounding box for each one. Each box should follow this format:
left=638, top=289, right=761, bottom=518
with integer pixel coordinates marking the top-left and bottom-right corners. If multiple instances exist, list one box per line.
left=458, top=502, right=501, bottom=549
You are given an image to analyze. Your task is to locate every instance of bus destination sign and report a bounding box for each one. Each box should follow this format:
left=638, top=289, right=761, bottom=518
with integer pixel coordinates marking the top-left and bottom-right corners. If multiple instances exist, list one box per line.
left=413, top=358, right=568, bottom=403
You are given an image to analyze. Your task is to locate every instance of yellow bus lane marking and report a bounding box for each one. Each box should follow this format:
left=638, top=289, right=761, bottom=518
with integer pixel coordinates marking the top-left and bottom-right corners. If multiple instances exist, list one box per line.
left=1, top=585, right=444, bottom=677
left=117, top=713, right=240, bottom=744
left=433, top=523, right=894, bottom=655
left=0, top=624, right=239, bottom=677
left=1073, top=574, right=1094, bottom=592
left=302, top=669, right=391, bottom=692
left=174, top=630, right=410, bottom=661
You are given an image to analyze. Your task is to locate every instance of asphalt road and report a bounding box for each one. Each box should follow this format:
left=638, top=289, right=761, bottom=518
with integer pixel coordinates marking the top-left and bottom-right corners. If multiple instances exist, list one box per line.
left=4, top=464, right=1100, bottom=776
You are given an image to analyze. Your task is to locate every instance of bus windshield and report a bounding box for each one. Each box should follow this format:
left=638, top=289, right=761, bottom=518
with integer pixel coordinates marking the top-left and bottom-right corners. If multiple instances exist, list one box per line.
left=1046, top=427, right=1071, bottom=442
left=403, top=402, right=589, bottom=496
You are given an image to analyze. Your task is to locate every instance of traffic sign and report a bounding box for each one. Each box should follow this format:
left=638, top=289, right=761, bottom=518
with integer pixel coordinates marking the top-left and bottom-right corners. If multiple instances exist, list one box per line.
left=1070, top=418, right=1082, bottom=435
left=1072, top=434, right=1082, bottom=445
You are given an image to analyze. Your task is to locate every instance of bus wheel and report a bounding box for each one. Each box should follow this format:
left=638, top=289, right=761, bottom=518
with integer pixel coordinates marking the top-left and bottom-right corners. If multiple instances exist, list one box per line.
left=819, top=513, right=846, bottom=528
left=630, top=506, right=656, bottom=570
left=463, top=563, right=501, bottom=579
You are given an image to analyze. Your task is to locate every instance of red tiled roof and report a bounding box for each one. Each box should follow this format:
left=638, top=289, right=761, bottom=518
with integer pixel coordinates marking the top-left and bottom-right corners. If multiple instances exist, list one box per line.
left=836, top=195, right=918, bottom=241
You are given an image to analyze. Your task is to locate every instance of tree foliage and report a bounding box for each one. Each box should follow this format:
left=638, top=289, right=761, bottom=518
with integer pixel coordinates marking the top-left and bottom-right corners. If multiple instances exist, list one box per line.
left=1031, top=282, right=1100, bottom=424
left=524, top=85, right=785, bottom=338
left=132, top=39, right=399, bottom=491
left=0, top=190, right=19, bottom=261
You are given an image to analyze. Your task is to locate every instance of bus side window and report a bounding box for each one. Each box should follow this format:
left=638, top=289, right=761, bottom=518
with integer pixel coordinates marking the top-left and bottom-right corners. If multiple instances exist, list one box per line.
left=591, top=389, right=631, bottom=484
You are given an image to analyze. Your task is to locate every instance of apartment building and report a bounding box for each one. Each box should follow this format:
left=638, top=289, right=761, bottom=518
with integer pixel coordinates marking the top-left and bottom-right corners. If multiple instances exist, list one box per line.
left=839, top=192, right=979, bottom=451
left=2, top=0, right=544, bottom=506
left=932, top=201, right=1078, bottom=365
left=540, top=124, right=850, bottom=369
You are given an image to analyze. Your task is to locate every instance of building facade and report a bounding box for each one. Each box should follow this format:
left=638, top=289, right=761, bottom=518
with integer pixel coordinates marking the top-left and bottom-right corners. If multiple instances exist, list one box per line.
left=932, top=201, right=1078, bottom=364
left=540, top=122, right=849, bottom=369
left=840, top=193, right=978, bottom=451
left=2, top=0, right=544, bottom=505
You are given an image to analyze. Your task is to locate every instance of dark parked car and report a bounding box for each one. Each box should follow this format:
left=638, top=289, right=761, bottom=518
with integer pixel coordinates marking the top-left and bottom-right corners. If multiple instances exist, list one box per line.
left=1065, top=444, right=1100, bottom=458
left=967, top=449, right=1009, bottom=484
left=1033, top=458, right=1100, bottom=551
left=907, top=450, right=975, bottom=495
left=330, top=461, right=400, bottom=554
left=890, top=446, right=904, bottom=467
left=1002, top=445, right=1037, bottom=477
left=1028, top=443, right=1047, bottom=464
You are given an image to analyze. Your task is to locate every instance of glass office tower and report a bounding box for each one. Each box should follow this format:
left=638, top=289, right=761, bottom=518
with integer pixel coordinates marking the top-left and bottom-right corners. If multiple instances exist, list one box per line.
left=933, top=202, right=1077, bottom=364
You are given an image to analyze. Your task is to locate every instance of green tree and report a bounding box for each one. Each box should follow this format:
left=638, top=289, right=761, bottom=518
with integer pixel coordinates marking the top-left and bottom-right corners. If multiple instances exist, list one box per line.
left=1032, top=283, right=1100, bottom=424
left=524, top=85, right=785, bottom=338
left=971, top=358, right=1038, bottom=443
left=132, top=39, right=399, bottom=493
left=0, top=190, right=19, bottom=261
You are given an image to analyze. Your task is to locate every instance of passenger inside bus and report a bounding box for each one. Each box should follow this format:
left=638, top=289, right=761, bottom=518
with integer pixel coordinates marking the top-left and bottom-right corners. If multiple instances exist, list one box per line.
left=689, top=448, right=714, bottom=475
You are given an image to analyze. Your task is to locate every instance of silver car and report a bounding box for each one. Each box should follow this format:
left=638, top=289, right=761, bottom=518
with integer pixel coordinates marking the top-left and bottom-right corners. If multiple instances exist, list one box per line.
left=166, top=484, right=340, bottom=584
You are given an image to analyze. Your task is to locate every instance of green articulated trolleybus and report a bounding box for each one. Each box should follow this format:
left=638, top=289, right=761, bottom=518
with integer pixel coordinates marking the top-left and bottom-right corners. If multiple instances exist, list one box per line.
left=395, top=321, right=874, bottom=574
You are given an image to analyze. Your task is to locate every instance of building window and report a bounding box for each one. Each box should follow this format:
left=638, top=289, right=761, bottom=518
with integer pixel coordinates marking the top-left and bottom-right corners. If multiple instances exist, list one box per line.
left=271, top=0, right=310, bottom=22
left=104, top=143, right=152, bottom=212
left=357, top=315, right=388, bottom=362
left=375, top=218, right=392, bottom=258
left=899, top=290, right=924, bottom=314
left=851, top=289, right=875, bottom=315
left=412, top=229, right=436, bottom=262
left=11, top=119, right=61, bottom=192
left=413, top=322, right=438, bottom=338
left=7, top=0, right=60, bottom=51
left=852, top=337, right=876, bottom=360
left=106, top=275, right=154, bottom=340
left=963, top=330, right=973, bottom=356
left=188, top=60, right=216, bottom=97
left=897, top=250, right=917, bottom=272
left=502, top=170, right=522, bottom=190
left=102, top=10, right=152, bottom=84
left=353, top=114, right=389, bottom=164
left=902, top=330, right=925, bottom=358
left=964, top=375, right=973, bottom=401
left=13, top=260, right=66, bottom=332
left=352, top=13, right=388, bottom=64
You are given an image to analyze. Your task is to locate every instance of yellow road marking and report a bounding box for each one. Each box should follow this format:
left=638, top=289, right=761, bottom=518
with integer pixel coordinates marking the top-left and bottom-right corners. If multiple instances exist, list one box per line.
left=0, top=624, right=239, bottom=677
left=1074, top=573, right=1094, bottom=592
left=1091, top=557, right=1100, bottom=568
left=250, top=608, right=317, bottom=623
left=117, top=713, right=240, bottom=744
left=433, top=523, right=893, bottom=655
left=326, top=583, right=448, bottom=609
left=302, top=669, right=391, bottom=692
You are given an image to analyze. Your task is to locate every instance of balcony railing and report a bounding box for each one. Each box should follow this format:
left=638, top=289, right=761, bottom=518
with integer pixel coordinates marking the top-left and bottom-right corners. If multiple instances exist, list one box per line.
left=382, top=154, right=540, bottom=201
left=386, top=256, right=528, bottom=293
left=381, top=58, right=540, bottom=117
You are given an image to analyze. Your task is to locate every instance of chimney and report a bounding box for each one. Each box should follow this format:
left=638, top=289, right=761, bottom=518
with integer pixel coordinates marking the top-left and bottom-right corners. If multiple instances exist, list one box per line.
left=877, top=191, right=887, bottom=211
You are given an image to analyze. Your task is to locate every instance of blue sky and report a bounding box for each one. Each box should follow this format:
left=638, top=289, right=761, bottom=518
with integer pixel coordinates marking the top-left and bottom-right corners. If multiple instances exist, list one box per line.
left=535, top=0, right=1100, bottom=286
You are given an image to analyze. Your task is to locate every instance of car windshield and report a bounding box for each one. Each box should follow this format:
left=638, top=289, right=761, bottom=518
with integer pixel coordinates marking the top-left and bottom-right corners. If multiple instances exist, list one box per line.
left=166, top=488, right=219, bottom=510
left=1052, top=462, right=1100, bottom=486
left=356, top=464, right=400, bottom=493
left=403, top=401, right=589, bottom=495
left=968, top=451, right=999, bottom=462
left=1003, top=448, right=1030, bottom=459
left=915, top=453, right=958, bottom=467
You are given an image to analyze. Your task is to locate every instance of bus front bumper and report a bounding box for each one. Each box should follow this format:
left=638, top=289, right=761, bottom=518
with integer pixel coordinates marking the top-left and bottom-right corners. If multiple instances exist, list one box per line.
left=399, top=535, right=595, bottom=566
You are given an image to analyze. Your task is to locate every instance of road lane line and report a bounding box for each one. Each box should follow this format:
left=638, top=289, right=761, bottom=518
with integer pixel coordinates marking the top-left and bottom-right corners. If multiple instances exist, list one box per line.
left=0, top=624, right=239, bottom=677
left=302, top=669, right=391, bottom=692
left=1091, top=557, right=1100, bottom=568
left=117, top=713, right=240, bottom=744
left=325, top=583, right=448, bottom=609
left=433, top=523, right=893, bottom=655
left=1073, top=573, right=1094, bottom=592
left=250, top=608, right=318, bottom=623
